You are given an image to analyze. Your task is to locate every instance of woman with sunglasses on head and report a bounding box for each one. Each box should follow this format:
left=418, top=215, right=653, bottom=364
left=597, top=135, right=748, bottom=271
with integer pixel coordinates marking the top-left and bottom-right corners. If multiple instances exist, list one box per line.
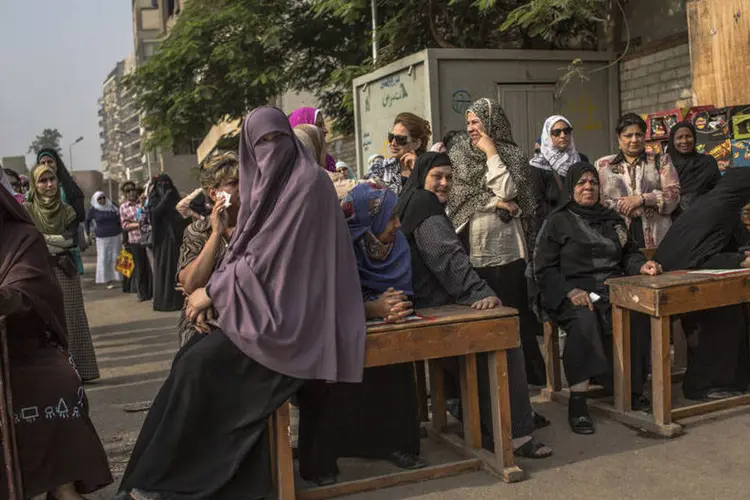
left=365, top=112, right=432, bottom=195
left=530, top=116, right=590, bottom=229
left=595, top=113, right=680, bottom=249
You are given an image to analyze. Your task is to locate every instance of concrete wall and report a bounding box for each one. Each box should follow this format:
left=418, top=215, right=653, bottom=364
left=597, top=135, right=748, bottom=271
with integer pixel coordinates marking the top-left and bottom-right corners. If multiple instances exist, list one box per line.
left=619, top=43, right=693, bottom=115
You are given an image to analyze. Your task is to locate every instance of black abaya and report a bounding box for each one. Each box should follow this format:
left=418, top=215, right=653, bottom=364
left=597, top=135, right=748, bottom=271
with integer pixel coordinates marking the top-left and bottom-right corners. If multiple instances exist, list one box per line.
left=297, top=363, right=421, bottom=478
left=119, top=332, right=302, bottom=499
left=130, top=243, right=152, bottom=301
left=148, top=176, right=186, bottom=311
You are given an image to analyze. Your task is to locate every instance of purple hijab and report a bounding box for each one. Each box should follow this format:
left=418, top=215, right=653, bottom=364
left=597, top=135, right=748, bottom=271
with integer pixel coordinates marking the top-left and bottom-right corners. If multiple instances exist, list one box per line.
left=207, top=107, right=366, bottom=382
left=289, top=107, right=337, bottom=172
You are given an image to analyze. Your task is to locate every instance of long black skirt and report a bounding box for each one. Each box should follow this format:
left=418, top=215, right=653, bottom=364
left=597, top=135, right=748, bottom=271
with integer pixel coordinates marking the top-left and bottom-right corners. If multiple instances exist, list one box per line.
left=552, top=299, right=650, bottom=394
left=476, top=259, right=547, bottom=386
left=118, top=332, right=302, bottom=500
left=297, top=363, right=420, bottom=478
left=152, top=238, right=182, bottom=311
left=682, top=305, right=750, bottom=399
left=130, top=243, right=153, bottom=302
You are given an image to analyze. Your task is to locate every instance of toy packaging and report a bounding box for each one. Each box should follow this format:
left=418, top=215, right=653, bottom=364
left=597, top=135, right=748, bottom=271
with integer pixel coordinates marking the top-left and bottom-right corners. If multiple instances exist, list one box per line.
left=732, top=139, right=750, bottom=167
left=646, top=109, right=683, bottom=141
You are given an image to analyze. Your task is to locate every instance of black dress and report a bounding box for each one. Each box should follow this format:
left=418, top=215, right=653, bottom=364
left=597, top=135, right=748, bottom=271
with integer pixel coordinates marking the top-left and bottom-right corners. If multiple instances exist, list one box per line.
left=531, top=153, right=589, bottom=231
left=297, top=288, right=421, bottom=479
left=119, top=332, right=302, bottom=499
left=148, top=178, right=186, bottom=312
left=535, top=208, right=650, bottom=394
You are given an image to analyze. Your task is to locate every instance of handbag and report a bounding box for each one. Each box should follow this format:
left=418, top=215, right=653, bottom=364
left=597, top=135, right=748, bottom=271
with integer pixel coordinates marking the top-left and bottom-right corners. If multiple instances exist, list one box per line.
left=115, top=248, right=135, bottom=278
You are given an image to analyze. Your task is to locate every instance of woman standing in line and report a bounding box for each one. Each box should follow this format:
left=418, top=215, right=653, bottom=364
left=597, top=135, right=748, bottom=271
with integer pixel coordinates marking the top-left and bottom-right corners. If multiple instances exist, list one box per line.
left=289, top=106, right=338, bottom=172
left=24, top=163, right=100, bottom=382
left=366, top=112, right=432, bottom=195
left=448, top=97, right=546, bottom=386
left=147, top=174, right=186, bottom=312
left=85, top=191, right=121, bottom=289
left=595, top=113, right=680, bottom=248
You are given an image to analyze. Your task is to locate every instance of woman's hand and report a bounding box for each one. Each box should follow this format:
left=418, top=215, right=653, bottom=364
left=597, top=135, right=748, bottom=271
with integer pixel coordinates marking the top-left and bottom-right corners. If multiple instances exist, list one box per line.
left=567, top=288, right=593, bottom=310
left=209, top=199, right=228, bottom=235
left=471, top=296, right=502, bottom=310
left=400, top=152, right=417, bottom=173
left=374, top=288, right=413, bottom=323
left=496, top=200, right=520, bottom=216
left=741, top=251, right=750, bottom=269
left=474, top=132, right=498, bottom=158
left=617, top=195, right=644, bottom=216
left=185, top=287, right=213, bottom=322
left=640, top=260, right=662, bottom=276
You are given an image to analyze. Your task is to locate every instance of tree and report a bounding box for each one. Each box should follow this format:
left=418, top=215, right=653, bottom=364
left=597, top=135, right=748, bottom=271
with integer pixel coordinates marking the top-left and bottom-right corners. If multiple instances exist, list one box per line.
left=128, top=0, right=607, bottom=142
left=28, top=128, right=63, bottom=156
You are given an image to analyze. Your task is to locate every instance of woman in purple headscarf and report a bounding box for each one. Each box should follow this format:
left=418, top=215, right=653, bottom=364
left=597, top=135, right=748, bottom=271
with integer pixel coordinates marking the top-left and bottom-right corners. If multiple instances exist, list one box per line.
left=116, top=107, right=367, bottom=500
left=289, top=106, right=338, bottom=172
left=297, top=181, right=426, bottom=486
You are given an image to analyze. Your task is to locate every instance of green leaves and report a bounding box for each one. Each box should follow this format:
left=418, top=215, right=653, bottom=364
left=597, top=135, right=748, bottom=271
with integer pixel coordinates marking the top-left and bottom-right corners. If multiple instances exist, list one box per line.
left=129, top=0, right=605, bottom=143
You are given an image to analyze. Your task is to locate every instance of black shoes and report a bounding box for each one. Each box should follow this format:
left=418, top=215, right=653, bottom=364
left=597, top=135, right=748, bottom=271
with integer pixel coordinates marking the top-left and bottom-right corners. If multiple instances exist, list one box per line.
left=568, top=393, right=595, bottom=435
left=386, top=451, right=428, bottom=470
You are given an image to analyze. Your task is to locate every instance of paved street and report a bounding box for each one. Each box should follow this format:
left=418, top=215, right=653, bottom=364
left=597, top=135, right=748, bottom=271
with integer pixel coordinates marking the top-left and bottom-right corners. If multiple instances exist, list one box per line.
left=81, top=252, right=750, bottom=500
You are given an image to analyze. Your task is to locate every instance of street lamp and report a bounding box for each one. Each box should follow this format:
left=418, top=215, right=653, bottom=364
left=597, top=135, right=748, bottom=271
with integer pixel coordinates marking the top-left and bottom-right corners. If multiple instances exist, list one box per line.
left=68, top=136, right=84, bottom=171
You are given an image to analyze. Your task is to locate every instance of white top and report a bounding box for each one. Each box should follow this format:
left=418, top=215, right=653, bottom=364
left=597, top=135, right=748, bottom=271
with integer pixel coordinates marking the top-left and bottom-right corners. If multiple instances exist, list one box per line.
left=465, top=154, right=527, bottom=268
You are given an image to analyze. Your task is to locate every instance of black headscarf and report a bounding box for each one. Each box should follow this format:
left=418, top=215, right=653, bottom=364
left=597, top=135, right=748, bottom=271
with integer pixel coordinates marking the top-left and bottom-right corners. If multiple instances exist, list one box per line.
left=36, top=148, right=85, bottom=223
left=667, top=121, right=721, bottom=199
left=394, top=152, right=451, bottom=237
left=557, top=162, right=623, bottom=224
left=147, top=174, right=185, bottom=245
left=655, top=167, right=750, bottom=270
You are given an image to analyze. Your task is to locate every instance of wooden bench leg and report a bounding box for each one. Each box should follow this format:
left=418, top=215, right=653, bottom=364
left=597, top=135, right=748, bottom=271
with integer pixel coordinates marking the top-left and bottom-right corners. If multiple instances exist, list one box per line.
left=428, top=360, right=447, bottom=433
left=672, top=318, right=688, bottom=372
left=415, top=361, right=430, bottom=422
left=651, top=316, right=672, bottom=426
left=459, top=354, right=481, bottom=449
left=274, top=400, right=296, bottom=500
left=543, top=321, right=562, bottom=398
left=612, top=305, right=632, bottom=412
left=488, top=351, right=523, bottom=483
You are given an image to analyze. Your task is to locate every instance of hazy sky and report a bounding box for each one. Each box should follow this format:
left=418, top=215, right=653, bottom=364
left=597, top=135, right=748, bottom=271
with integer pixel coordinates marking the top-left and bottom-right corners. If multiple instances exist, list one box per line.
left=0, top=1, right=133, bottom=172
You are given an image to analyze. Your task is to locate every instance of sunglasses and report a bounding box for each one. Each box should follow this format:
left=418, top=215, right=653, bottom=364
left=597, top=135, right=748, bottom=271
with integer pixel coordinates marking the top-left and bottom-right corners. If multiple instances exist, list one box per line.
left=388, top=133, right=410, bottom=146
left=550, top=127, right=573, bottom=137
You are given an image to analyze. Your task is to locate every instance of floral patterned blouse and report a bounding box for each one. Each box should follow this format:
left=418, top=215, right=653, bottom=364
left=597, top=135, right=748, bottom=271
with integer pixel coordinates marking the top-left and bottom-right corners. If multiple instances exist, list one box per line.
left=595, top=151, right=680, bottom=249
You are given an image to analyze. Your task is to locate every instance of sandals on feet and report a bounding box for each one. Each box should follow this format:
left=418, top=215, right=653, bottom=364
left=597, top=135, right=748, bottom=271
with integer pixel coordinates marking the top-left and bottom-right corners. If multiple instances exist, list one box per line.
left=513, top=438, right=553, bottom=459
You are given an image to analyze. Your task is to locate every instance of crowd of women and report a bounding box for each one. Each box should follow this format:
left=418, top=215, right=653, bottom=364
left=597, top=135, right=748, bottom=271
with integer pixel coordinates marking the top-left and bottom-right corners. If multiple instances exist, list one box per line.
left=2, top=96, right=750, bottom=498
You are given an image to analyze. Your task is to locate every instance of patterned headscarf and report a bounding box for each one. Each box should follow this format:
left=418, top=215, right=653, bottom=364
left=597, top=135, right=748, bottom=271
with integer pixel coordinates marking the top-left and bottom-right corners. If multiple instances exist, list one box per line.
left=529, top=115, right=581, bottom=176
left=341, top=181, right=413, bottom=294
left=24, top=163, right=77, bottom=235
left=447, top=98, right=537, bottom=252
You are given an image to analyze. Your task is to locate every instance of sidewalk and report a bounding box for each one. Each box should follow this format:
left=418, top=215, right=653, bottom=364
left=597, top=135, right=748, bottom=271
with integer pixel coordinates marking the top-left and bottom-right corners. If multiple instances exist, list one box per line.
left=80, top=252, right=750, bottom=499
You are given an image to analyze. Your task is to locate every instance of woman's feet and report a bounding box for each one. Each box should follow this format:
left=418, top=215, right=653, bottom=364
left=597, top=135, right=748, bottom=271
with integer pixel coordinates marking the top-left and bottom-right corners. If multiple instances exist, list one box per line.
left=385, top=451, right=428, bottom=470
left=631, top=393, right=652, bottom=413
left=568, top=393, right=595, bottom=435
left=532, top=410, right=551, bottom=429
left=684, top=387, right=745, bottom=402
left=513, top=436, right=553, bottom=459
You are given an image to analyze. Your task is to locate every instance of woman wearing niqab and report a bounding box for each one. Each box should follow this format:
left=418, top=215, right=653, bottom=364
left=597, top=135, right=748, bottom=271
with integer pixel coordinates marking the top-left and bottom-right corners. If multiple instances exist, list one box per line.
left=117, top=107, right=366, bottom=500
left=0, top=180, right=112, bottom=498
left=147, top=174, right=186, bottom=311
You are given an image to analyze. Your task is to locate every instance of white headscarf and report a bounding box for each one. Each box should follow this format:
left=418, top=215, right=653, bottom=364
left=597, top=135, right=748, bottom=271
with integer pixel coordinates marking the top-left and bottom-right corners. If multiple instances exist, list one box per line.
left=0, top=169, right=15, bottom=196
left=529, top=115, right=580, bottom=176
left=90, top=191, right=117, bottom=212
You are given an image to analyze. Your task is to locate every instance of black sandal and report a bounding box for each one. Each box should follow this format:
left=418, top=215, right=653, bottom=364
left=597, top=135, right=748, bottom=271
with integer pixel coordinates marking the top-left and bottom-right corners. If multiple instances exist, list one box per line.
left=533, top=410, right=551, bottom=429
left=386, top=451, right=428, bottom=470
left=513, top=438, right=552, bottom=459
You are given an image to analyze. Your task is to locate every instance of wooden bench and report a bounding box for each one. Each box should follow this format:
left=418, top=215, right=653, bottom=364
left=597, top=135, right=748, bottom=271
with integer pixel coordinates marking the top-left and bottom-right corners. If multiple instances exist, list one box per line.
left=269, top=305, right=524, bottom=499
left=0, top=317, right=23, bottom=500
left=603, top=270, right=750, bottom=436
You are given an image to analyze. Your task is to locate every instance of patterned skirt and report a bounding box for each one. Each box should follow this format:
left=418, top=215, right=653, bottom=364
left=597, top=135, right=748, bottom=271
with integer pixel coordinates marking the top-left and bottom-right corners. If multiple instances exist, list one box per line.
left=53, top=268, right=100, bottom=382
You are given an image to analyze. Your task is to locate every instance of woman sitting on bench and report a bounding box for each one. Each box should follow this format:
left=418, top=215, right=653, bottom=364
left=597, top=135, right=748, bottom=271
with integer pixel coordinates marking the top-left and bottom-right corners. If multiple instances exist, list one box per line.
left=395, top=152, right=552, bottom=459
left=655, top=167, right=750, bottom=401
left=534, top=162, right=662, bottom=435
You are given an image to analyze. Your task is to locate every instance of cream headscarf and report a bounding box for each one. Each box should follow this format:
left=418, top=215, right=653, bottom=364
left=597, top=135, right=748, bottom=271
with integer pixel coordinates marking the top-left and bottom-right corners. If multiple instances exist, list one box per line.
left=529, top=115, right=581, bottom=176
